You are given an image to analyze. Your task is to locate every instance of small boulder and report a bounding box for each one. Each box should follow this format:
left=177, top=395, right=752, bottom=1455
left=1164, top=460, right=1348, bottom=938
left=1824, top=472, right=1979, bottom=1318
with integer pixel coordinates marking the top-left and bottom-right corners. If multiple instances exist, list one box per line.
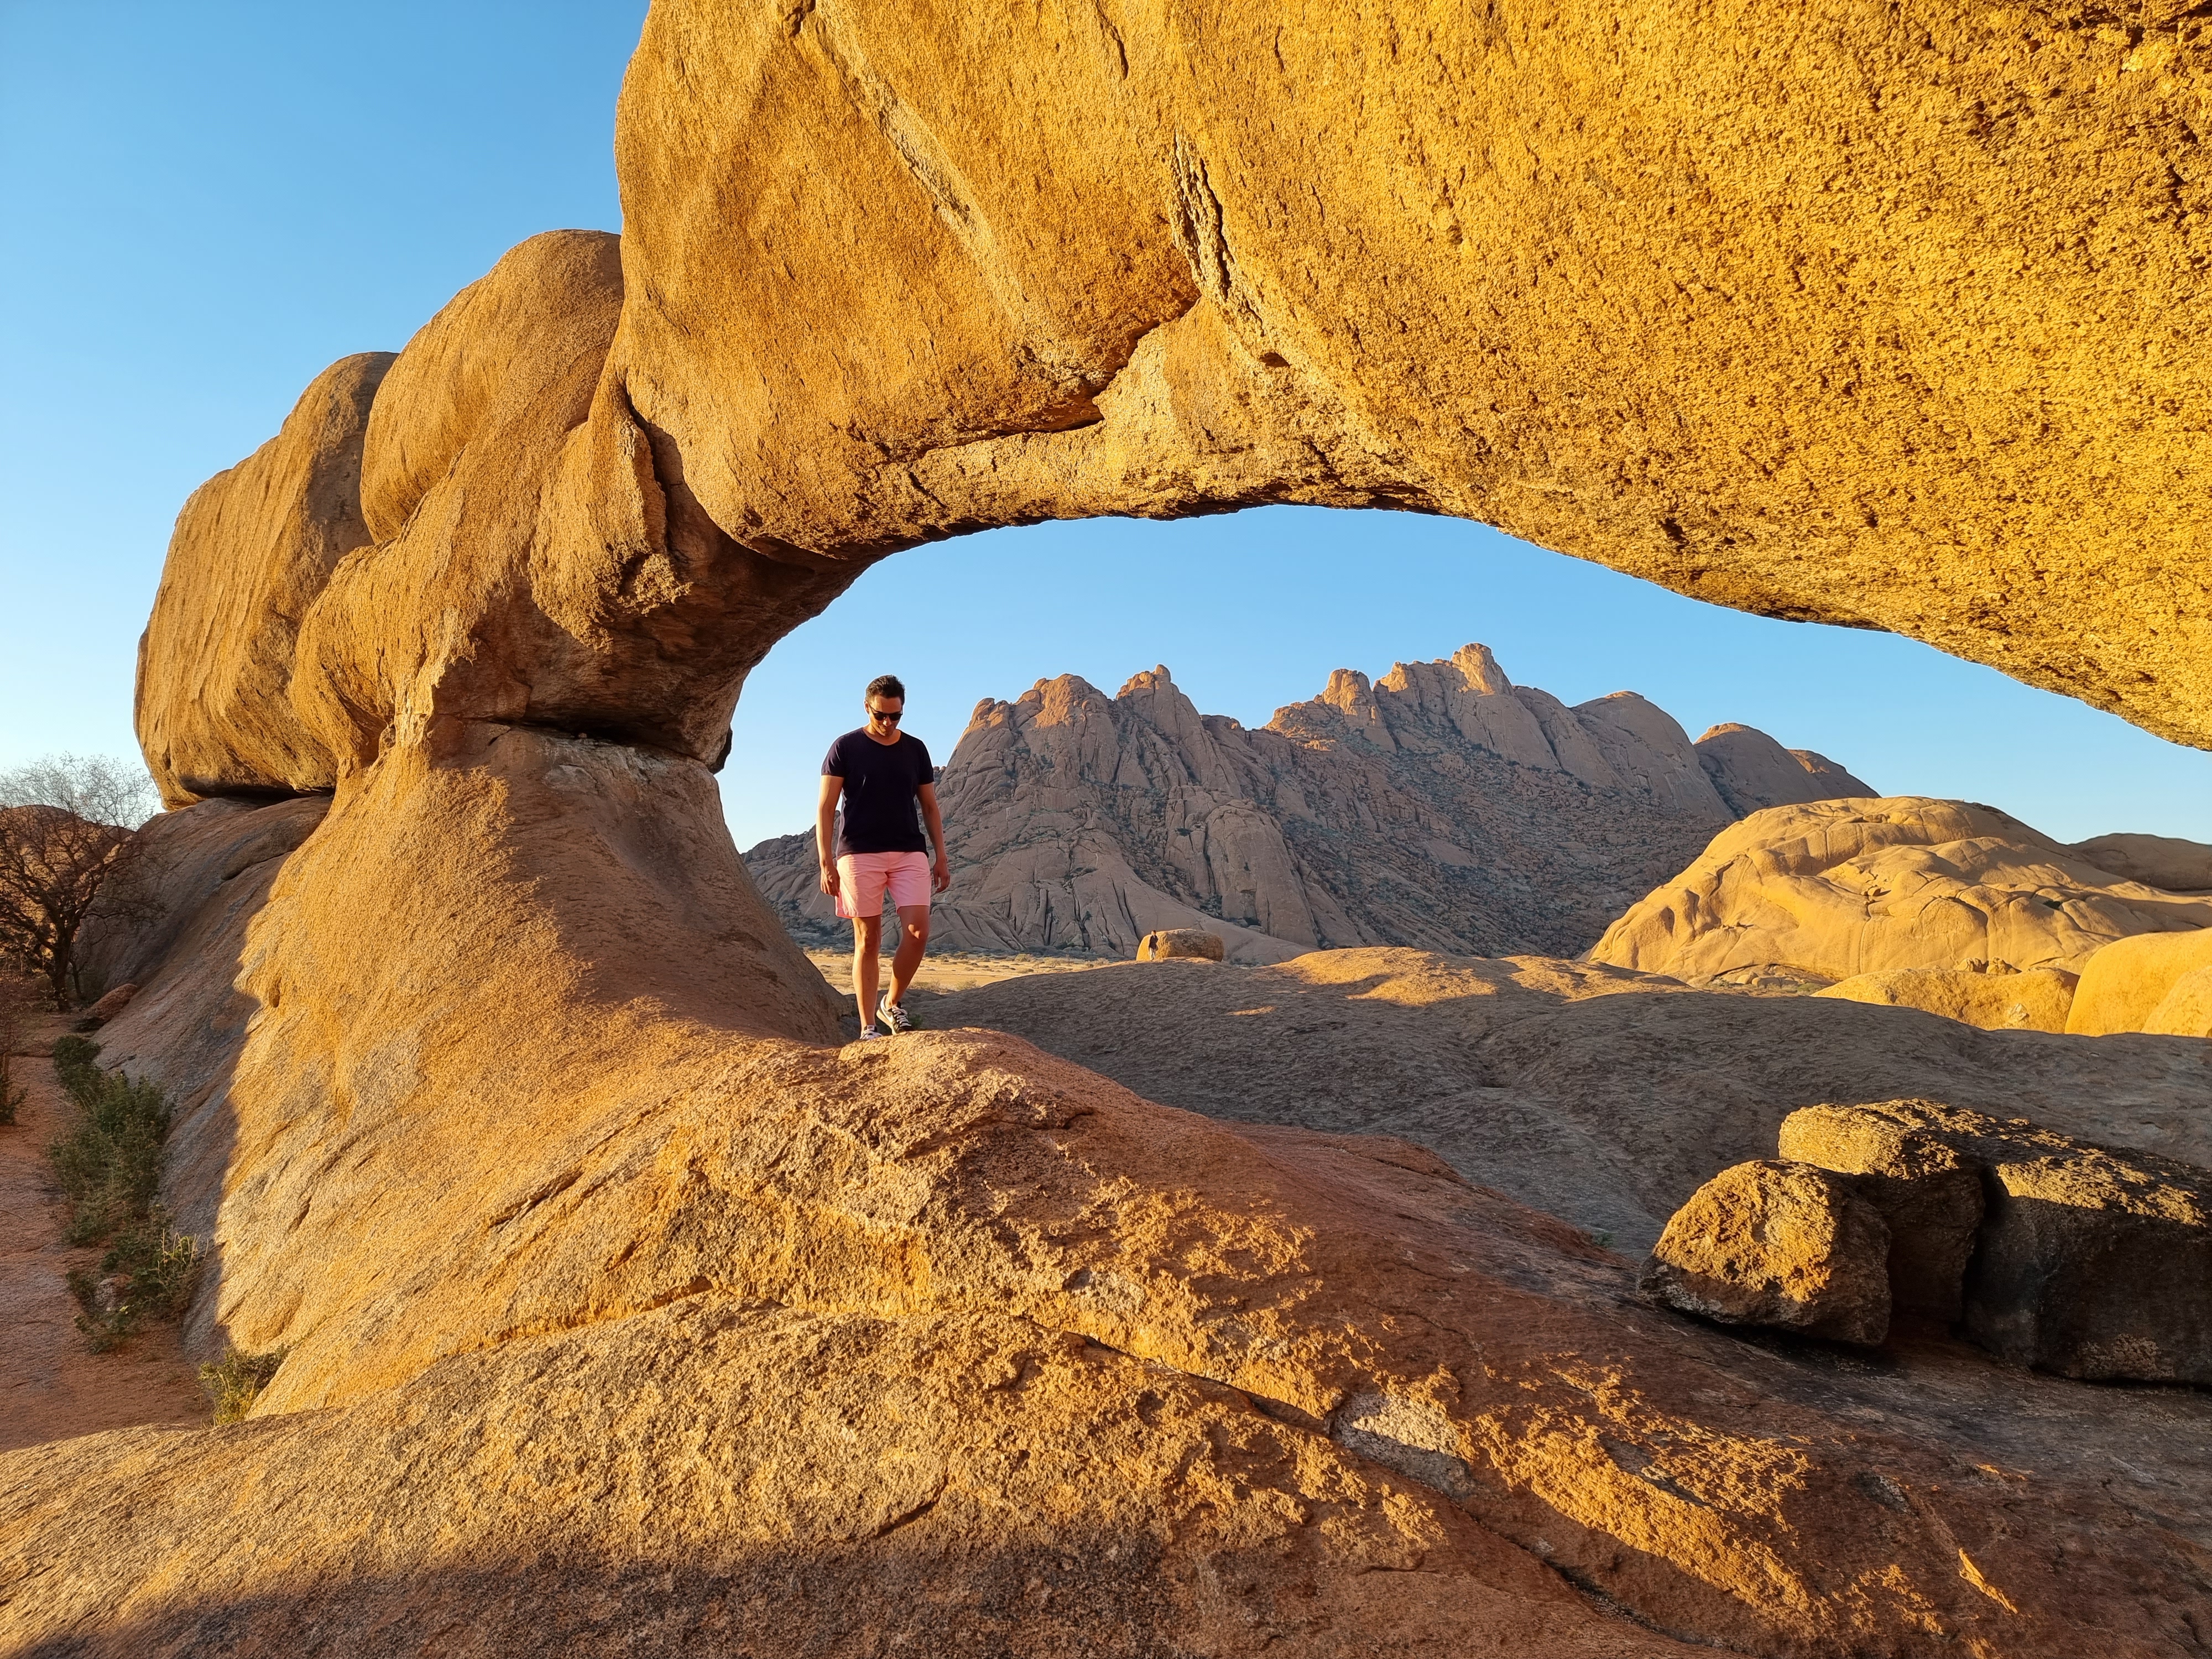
left=1778, top=1103, right=1985, bottom=1319
left=82, top=983, right=139, bottom=1026
left=1640, top=1161, right=1891, bottom=1345
left=1955, top=1118, right=2212, bottom=1384
left=1136, top=928, right=1225, bottom=962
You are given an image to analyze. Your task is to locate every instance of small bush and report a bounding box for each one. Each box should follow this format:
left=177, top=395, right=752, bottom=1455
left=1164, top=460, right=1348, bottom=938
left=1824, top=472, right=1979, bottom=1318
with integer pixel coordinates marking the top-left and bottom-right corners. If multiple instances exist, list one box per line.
left=65, top=1211, right=200, bottom=1350
left=50, top=1034, right=101, bottom=1097
left=103, top=1212, right=201, bottom=1316
left=45, top=1039, right=173, bottom=1246
left=200, top=1348, right=287, bottom=1425
left=44, top=1034, right=197, bottom=1352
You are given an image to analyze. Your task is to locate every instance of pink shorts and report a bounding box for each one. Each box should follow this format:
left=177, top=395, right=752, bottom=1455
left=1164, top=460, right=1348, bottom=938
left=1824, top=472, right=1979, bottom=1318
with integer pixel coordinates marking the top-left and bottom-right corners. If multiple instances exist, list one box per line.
left=835, top=851, right=932, bottom=919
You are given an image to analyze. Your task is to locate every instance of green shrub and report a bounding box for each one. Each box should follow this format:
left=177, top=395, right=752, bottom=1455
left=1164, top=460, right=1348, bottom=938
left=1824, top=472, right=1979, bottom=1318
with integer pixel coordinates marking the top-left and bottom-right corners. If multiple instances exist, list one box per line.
left=45, top=1039, right=173, bottom=1246
left=50, top=1034, right=102, bottom=1099
left=103, top=1212, right=201, bottom=1316
left=64, top=1210, right=200, bottom=1351
left=200, top=1348, right=288, bottom=1425
left=45, top=1035, right=197, bottom=1352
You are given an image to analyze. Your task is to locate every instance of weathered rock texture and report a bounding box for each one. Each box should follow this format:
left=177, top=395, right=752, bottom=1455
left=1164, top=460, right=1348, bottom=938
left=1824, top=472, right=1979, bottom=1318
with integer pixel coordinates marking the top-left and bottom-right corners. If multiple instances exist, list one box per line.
left=1782, top=1100, right=2212, bottom=1385
left=748, top=647, right=1866, bottom=962
left=18, top=791, right=2212, bottom=1652
left=934, top=947, right=2212, bottom=1263
left=1640, top=1161, right=1893, bottom=1344
left=1590, top=797, right=2212, bottom=987
left=602, top=0, right=2212, bottom=751
left=134, top=230, right=870, bottom=812
left=132, top=14, right=2212, bottom=825
left=135, top=353, right=391, bottom=808
left=2067, top=924, right=2212, bottom=1036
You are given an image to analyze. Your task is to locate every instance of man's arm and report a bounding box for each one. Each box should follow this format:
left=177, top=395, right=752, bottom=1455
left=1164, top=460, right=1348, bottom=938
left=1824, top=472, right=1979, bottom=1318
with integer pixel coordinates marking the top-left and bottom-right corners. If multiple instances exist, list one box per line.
left=816, top=776, right=843, bottom=896
left=917, top=781, right=951, bottom=894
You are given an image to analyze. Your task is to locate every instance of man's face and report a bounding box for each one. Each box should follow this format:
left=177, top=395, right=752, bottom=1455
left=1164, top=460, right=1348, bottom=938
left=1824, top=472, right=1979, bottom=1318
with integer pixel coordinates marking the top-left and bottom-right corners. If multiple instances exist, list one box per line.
left=866, top=697, right=904, bottom=734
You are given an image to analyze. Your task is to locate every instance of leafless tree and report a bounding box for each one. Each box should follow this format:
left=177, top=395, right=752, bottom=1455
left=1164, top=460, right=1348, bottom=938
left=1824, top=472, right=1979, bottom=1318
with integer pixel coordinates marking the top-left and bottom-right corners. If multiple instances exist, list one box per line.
left=0, top=755, right=160, bottom=1008
left=0, top=754, right=156, bottom=830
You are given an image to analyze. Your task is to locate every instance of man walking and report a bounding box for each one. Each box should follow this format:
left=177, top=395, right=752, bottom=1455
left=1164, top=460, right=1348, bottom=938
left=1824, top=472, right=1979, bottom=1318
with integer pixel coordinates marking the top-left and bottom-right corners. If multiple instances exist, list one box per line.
left=817, top=674, right=951, bottom=1040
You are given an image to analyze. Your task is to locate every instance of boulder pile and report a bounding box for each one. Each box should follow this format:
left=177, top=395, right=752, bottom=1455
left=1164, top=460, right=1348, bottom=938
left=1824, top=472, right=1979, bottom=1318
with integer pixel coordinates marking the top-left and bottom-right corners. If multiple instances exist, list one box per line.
left=1645, top=1100, right=2212, bottom=1383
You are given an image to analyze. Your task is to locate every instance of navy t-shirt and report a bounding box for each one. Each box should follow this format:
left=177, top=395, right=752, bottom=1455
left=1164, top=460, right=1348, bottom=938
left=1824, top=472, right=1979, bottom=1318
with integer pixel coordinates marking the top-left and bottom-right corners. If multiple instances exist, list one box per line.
left=822, top=729, right=934, bottom=857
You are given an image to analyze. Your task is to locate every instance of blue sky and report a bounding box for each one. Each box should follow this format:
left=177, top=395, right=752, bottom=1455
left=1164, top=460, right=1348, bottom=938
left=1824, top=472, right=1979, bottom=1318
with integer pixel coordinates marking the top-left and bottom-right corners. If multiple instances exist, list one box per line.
left=5, top=4, right=2206, bottom=855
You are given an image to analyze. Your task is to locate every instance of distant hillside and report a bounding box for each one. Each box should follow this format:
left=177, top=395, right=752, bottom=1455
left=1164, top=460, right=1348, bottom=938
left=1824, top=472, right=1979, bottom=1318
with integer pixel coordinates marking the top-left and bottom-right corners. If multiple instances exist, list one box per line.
left=745, top=643, right=1871, bottom=962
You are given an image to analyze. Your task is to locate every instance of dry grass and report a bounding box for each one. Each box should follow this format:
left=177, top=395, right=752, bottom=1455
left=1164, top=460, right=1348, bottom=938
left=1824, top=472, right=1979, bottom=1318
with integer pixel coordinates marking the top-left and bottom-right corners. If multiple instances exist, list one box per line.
left=199, top=1348, right=288, bottom=1425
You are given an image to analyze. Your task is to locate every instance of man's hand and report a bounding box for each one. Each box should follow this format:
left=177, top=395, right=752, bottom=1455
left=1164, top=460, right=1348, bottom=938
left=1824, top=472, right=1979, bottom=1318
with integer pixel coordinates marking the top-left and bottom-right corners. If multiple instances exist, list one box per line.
left=932, top=855, right=952, bottom=895
left=820, top=860, right=841, bottom=898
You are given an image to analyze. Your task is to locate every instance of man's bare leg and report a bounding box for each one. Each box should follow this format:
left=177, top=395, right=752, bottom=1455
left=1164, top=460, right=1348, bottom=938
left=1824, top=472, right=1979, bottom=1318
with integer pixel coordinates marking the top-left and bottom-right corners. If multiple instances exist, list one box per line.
left=887, top=905, right=931, bottom=1010
left=852, top=914, right=884, bottom=1030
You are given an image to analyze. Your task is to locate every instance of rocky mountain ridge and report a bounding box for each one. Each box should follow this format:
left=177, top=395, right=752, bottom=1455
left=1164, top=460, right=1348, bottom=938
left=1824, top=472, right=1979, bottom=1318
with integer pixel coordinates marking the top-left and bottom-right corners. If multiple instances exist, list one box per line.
left=748, top=643, right=1870, bottom=961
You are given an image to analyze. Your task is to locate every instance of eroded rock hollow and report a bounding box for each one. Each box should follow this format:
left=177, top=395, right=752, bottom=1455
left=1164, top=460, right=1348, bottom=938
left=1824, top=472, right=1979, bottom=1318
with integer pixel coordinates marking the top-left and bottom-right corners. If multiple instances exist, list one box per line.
left=20, top=2, right=2212, bottom=1653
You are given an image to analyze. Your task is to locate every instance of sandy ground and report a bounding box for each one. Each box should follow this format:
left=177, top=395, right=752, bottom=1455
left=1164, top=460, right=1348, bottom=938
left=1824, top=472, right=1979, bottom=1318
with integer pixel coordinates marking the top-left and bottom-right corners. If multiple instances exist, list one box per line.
left=0, top=1015, right=206, bottom=1452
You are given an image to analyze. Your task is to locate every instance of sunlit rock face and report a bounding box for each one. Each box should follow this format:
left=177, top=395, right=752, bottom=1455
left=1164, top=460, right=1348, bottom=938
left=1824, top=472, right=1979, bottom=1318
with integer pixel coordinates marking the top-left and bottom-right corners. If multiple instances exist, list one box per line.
left=140, top=0, right=2212, bottom=800
left=611, top=0, right=2212, bottom=750
left=1589, top=796, right=2212, bottom=985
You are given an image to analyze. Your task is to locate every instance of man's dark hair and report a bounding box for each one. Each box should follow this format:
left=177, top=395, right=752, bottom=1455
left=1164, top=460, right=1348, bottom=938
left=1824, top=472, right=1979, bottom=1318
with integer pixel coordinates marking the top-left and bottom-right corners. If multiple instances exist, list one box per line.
left=865, top=674, right=906, bottom=703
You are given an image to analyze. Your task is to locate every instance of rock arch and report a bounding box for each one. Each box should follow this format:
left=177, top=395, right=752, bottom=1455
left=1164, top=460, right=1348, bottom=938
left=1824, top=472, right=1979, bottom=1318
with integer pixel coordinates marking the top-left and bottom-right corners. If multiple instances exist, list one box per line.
left=143, top=0, right=2212, bottom=817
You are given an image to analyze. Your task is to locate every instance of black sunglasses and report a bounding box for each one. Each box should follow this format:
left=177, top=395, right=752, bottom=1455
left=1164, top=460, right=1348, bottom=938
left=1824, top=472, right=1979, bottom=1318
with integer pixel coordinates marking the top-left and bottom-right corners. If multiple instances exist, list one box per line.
left=868, top=707, right=904, bottom=722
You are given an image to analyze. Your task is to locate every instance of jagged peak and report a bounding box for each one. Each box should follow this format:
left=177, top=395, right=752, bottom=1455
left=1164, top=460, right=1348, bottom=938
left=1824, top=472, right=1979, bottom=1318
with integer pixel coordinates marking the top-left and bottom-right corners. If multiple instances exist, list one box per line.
left=1451, top=641, right=1514, bottom=696
left=1115, top=664, right=1177, bottom=698
left=1319, top=667, right=1374, bottom=712
left=1331, top=644, right=1517, bottom=706
left=1000, top=673, right=1115, bottom=730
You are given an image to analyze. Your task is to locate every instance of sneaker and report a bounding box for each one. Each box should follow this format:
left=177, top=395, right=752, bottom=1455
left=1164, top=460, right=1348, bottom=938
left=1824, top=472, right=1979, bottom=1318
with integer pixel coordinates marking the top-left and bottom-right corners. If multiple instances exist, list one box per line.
left=878, top=997, right=914, bottom=1035
left=854, top=1025, right=884, bottom=1042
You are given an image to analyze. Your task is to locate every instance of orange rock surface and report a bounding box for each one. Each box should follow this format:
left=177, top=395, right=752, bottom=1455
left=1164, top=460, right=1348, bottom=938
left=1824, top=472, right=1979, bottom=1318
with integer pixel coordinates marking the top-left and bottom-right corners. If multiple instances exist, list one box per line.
left=607, top=0, right=2212, bottom=747
left=1813, top=966, right=2080, bottom=1034
left=2067, top=925, right=2212, bottom=1035
left=135, top=352, right=389, bottom=807
left=1590, top=797, right=2212, bottom=986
